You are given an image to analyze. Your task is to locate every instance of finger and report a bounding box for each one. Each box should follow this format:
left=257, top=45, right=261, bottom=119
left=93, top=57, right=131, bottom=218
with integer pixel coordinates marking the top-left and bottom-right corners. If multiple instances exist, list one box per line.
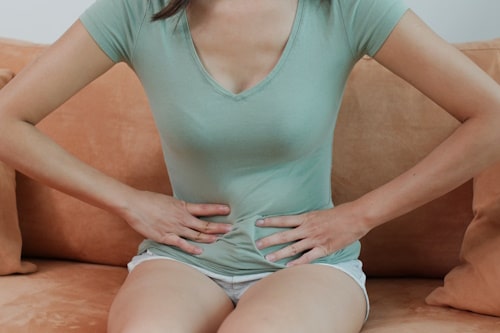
left=184, top=202, right=230, bottom=217
left=265, top=239, right=311, bottom=263
left=256, top=227, right=302, bottom=250
left=181, top=227, right=218, bottom=243
left=286, top=247, right=328, bottom=267
left=159, top=233, right=203, bottom=255
left=187, top=217, right=233, bottom=234
left=256, top=215, right=302, bottom=228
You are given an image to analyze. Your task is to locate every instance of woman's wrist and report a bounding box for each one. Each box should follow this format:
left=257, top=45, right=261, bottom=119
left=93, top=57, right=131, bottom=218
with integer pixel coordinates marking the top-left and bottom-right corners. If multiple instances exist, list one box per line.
left=104, top=183, right=141, bottom=221
left=347, top=194, right=388, bottom=232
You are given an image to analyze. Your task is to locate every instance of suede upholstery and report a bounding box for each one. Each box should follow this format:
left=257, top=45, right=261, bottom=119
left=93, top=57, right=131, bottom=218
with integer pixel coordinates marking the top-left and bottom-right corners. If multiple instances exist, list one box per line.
left=426, top=161, right=500, bottom=316
left=0, top=36, right=499, bottom=331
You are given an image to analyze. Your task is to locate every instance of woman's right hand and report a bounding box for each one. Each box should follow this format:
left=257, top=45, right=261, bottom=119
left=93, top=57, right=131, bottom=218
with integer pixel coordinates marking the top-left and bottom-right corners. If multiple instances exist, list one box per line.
left=122, top=190, right=232, bottom=255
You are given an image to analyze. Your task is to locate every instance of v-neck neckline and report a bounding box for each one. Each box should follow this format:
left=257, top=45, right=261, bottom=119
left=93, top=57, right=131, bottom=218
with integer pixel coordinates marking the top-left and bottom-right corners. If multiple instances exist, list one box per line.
left=182, top=0, right=304, bottom=100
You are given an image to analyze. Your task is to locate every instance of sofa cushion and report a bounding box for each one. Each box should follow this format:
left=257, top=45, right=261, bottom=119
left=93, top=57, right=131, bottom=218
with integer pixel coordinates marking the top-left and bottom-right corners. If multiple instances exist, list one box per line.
left=362, top=279, right=500, bottom=332
left=426, top=161, right=500, bottom=317
left=0, top=259, right=127, bottom=333
left=424, top=39, right=500, bottom=317
left=333, top=38, right=500, bottom=278
left=2, top=262, right=498, bottom=333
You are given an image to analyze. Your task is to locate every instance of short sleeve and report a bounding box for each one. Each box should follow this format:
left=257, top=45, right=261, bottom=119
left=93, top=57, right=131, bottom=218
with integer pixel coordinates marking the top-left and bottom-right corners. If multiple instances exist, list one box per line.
left=339, top=0, right=409, bottom=58
left=79, top=0, right=150, bottom=63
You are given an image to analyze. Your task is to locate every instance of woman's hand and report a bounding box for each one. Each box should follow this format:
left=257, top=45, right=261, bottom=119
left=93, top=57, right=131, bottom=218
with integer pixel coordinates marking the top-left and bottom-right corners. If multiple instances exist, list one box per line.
left=122, top=190, right=232, bottom=255
left=255, top=202, right=370, bottom=266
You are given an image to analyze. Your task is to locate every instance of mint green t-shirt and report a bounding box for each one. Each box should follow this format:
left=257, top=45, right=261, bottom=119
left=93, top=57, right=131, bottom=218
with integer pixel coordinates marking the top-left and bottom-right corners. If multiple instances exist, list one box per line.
left=80, top=0, right=409, bottom=276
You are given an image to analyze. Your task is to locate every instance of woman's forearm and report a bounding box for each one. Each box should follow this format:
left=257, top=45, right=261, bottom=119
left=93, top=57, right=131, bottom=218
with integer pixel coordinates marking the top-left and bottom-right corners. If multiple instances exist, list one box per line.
left=0, top=118, right=135, bottom=218
left=0, top=21, right=133, bottom=218
left=355, top=112, right=500, bottom=230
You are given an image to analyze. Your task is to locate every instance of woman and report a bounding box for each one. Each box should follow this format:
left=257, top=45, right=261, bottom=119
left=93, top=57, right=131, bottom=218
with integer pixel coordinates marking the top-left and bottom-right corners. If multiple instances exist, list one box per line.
left=1, top=0, right=499, bottom=332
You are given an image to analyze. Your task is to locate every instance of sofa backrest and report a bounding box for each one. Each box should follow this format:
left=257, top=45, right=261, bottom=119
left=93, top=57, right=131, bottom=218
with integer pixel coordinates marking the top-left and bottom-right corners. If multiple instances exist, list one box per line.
left=2, top=37, right=499, bottom=276
left=0, top=38, right=168, bottom=267
left=334, top=39, right=500, bottom=277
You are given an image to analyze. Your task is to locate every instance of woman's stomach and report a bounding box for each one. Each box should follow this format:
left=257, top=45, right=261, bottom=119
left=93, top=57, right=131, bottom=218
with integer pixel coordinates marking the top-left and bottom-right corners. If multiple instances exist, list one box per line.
left=139, top=209, right=361, bottom=276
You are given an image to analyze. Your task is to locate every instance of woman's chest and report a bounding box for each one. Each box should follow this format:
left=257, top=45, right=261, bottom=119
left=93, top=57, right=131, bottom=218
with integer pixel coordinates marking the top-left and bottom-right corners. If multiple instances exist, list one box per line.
left=132, top=1, right=356, bottom=161
left=185, top=0, right=300, bottom=95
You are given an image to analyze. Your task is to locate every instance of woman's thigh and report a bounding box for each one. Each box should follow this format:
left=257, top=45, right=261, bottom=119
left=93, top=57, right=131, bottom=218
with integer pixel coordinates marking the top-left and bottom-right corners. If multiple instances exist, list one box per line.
left=108, top=259, right=234, bottom=333
left=218, top=264, right=367, bottom=333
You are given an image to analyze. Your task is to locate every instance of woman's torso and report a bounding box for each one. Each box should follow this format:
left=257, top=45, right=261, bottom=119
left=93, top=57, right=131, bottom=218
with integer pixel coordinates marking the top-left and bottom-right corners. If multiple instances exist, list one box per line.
left=80, top=0, right=408, bottom=275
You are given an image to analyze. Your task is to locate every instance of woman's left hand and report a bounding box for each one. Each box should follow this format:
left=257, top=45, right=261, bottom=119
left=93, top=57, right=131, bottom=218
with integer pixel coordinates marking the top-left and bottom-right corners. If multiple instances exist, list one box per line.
left=255, top=202, right=371, bottom=266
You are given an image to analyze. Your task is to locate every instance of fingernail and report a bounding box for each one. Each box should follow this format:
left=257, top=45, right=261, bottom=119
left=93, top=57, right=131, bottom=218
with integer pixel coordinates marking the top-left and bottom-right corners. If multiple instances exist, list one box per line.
left=256, top=219, right=264, bottom=226
left=255, top=240, right=262, bottom=249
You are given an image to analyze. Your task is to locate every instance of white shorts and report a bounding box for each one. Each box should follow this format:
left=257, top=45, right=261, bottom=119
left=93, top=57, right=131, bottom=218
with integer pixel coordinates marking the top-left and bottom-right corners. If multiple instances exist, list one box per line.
left=128, top=250, right=370, bottom=320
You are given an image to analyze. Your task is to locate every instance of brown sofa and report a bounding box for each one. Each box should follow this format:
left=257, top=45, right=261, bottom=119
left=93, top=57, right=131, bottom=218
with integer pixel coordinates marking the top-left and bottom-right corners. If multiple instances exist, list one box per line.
left=1, top=36, right=500, bottom=332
